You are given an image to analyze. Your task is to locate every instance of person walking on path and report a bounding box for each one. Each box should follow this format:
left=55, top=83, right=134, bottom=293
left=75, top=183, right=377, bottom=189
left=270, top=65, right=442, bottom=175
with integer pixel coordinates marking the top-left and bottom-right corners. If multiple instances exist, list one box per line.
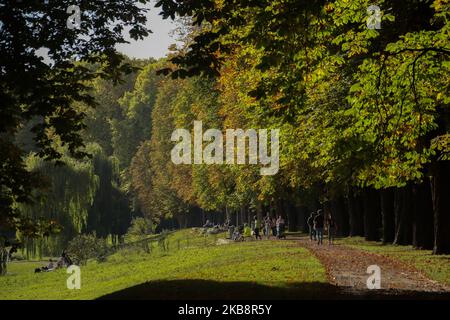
left=253, top=216, right=262, bottom=240
left=307, top=212, right=316, bottom=241
left=326, top=214, right=336, bottom=245
left=314, top=210, right=324, bottom=245
left=276, top=215, right=285, bottom=239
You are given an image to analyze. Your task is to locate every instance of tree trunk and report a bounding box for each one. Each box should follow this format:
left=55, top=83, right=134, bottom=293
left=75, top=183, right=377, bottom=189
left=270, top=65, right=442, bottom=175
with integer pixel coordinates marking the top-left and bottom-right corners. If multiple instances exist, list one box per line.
left=175, top=215, right=184, bottom=229
left=256, top=201, right=263, bottom=226
left=430, top=160, right=450, bottom=254
left=331, top=196, right=349, bottom=237
left=362, top=188, right=381, bottom=241
left=412, top=182, right=434, bottom=249
left=380, top=188, right=395, bottom=244
left=348, top=189, right=364, bottom=237
left=275, top=199, right=285, bottom=219
left=297, top=205, right=309, bottom=232
left=240, top=206, right=246, bottom=226
left=393, top=186, right=412, bottom=245
left=285, top=201, right=296, bottom=232
left=0, top=247, right=7, bottom=276
left=225, top=206, right=230, bottom=224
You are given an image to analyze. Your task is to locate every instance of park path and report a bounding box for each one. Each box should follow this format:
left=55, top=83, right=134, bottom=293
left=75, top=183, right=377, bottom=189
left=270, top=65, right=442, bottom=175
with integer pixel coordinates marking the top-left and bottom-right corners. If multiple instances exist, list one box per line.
left=292, top=236, right=450, bottom=297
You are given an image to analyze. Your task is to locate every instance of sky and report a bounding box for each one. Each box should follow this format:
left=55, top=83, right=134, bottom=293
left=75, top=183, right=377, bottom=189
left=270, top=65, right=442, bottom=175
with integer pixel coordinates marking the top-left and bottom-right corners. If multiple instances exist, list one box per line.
left=116, top=2, right=177, bottom=59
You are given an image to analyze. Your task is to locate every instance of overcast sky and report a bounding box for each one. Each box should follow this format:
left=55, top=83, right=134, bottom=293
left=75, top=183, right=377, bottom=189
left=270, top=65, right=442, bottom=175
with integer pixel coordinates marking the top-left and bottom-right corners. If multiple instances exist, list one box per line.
left=116, top=2, right=176, bottom=59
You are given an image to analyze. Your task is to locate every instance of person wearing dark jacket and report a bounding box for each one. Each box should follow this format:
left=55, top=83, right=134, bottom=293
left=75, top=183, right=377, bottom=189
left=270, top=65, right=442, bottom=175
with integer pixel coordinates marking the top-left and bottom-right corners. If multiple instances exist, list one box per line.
left=307, top=212, right=316, bottom=241
left=326, top=214, right=337, bottom=245
left=314, top=210, right=325, bottom=245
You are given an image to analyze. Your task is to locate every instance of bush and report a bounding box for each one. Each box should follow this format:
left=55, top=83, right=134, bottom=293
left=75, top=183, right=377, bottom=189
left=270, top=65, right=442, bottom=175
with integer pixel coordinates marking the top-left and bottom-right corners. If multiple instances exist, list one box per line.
left=125, top=217, right=154, bottom=243
left=67, top=234, right=109, bottom=265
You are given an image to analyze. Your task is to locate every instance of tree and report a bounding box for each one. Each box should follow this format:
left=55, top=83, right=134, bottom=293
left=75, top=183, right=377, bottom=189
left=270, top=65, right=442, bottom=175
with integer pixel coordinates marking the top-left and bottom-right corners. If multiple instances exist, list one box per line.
left=111, top=61, right=165, bottom=168
left=0, top=0, right=153, bottom=243
left=18, top=148, right=98, bottom=257
left=81, top=58, right=150, bottom=156
left=158, top=0, right=450, bottom=253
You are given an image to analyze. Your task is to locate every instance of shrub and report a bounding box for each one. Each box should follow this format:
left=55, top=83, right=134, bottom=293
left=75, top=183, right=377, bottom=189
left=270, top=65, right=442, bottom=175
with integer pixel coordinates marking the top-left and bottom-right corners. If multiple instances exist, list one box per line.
left=125, top=217, right=154, bottom=243
left=67, top=234, right=109, bottom=265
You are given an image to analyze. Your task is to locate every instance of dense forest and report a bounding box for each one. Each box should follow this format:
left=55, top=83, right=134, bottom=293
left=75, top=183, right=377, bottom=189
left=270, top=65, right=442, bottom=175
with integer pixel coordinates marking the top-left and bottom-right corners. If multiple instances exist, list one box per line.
left=0, top=0, right=449, bottom=265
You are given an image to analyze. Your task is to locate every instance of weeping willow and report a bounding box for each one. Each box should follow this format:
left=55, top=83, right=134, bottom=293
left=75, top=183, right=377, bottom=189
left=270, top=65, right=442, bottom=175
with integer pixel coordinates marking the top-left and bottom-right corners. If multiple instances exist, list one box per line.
left=84, top=145, right=132, bottom=244
left=17, top=143, right=133, bottom=258
left=18, top=148, right=99, bottom=258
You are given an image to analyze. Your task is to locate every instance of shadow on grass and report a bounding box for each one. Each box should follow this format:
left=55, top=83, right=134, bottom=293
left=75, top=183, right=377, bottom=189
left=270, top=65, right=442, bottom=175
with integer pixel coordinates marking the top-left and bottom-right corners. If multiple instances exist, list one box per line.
left=97, top=279, right=450, bottom=300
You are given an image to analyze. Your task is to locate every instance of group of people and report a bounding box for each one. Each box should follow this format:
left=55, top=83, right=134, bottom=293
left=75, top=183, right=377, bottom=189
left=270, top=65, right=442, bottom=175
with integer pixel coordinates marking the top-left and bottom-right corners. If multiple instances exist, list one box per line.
left=215, top=209, right=337, bottom=244
left=307, top=209, right=336, bottom=245
left=34, top=251, right=73, bottom=273
left=262, top=215, right=286, bottom=240
left=201, top=220, right=230, bottom=235
left=230, top=214, right=286, bottom=241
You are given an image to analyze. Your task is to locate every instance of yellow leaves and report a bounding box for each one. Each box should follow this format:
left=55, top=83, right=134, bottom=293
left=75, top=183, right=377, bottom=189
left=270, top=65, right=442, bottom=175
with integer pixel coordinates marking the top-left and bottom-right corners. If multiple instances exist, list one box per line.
left=324, top=3, right=334, bottom=14
left=433, top=0, right=449, bottom=11
left=214, top=0, right=225, bottom=10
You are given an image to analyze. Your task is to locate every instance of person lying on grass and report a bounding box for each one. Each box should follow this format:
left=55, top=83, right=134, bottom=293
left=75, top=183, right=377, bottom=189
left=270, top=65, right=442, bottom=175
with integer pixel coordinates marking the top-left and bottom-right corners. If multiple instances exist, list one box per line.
left=35, top=259, right=55, bottom=273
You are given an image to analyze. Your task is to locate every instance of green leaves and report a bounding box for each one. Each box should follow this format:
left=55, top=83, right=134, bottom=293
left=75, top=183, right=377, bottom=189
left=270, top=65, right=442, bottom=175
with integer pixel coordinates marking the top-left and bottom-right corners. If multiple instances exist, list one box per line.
left=1, top=0, right=154, bottom=237
left=158, top=0, right=449, bottom=195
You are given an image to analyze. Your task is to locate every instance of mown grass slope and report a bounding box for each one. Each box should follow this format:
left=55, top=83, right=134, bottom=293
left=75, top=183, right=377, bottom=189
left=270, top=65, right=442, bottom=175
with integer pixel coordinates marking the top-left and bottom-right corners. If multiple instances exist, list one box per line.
left=0, top=230, right=328, bottom=300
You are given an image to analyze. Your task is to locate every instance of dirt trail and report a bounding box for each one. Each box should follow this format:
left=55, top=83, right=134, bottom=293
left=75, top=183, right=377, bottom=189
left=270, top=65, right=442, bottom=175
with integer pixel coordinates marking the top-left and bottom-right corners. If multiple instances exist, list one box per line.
left=293, top=236, right=450, bottom=296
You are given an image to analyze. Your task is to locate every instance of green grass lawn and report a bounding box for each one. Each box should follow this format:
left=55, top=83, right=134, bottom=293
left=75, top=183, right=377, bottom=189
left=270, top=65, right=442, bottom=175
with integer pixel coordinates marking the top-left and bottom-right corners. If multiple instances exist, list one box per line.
left=0, top=230, right=328, bottom=300
left=338, top=237, right=450, bottom=286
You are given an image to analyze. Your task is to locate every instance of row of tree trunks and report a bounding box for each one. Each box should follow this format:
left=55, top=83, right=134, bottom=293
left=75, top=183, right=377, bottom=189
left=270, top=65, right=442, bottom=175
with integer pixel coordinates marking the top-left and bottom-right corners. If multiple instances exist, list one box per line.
left=185, top=170, right=449, bottom=255
left=339, top=176, right=448, bottom=254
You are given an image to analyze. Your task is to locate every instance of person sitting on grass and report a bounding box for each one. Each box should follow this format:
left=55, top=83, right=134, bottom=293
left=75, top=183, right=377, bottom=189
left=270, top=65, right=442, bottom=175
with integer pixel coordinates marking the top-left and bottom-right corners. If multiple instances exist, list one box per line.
left=228, top=225, right=235, bottom=239
left=56, top=251, right=72, bottom=268
left=203, top=220, right=213, bottom=228
left=232, top=227, right=244, bottom=241
left=207, top=225, right=221, bottom=235
left=47, top=259, right=55, bottom=271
